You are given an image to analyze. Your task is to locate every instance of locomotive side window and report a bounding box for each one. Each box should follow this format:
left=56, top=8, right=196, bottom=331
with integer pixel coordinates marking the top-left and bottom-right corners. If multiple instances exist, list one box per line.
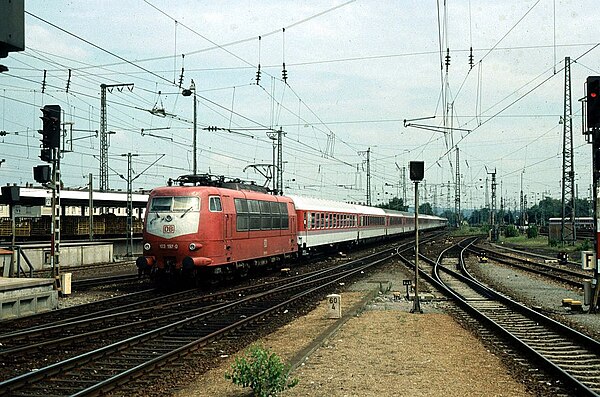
left=234, top=199, right=290, bottom=231
left=270, top=201, right=281, bottom=229
left=209, top=196, right=222, bottom=212
left=234, top=198, right=249, bottom=231
left=260, top=201, right=272, bottom=230
left=280, top=202, right=289, bottom=229
left=249, top=200, right=261, bottom=231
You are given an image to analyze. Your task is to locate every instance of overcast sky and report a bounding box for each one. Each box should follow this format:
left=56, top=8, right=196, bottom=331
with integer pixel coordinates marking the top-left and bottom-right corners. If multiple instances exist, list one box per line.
left=1, top=0, right=599, bottom=212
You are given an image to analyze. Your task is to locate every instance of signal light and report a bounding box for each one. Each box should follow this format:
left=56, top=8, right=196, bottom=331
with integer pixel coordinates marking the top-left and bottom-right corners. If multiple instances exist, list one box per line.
left=39, top=104, right=61, bottom=149
left=587, top=76, right=600, bottom=129
left=409, top=161, right=424, bottom=181
left=39, top=148, right=52, bottom=163
left=33, top=165, right=51, bottom=183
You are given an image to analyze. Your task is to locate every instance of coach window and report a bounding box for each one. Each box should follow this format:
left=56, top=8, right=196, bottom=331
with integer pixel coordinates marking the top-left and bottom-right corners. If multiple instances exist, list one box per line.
left=209, top=196, right=222, bottom=212
left=310, top=212, right=316, bottom=229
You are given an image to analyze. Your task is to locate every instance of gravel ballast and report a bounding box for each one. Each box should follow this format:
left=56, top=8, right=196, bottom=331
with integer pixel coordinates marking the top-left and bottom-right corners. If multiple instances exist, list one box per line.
left=173, top=262, right=535, bottom=397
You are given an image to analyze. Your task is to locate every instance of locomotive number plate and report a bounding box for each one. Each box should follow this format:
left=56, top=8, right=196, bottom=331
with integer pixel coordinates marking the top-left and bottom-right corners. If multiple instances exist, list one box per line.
left=163, top=224, right=175, bottom=234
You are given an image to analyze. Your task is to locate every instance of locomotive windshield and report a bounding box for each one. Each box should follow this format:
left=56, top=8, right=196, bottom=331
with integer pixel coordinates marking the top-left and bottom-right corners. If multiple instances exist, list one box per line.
left=150, top=196, right=199, bottom=212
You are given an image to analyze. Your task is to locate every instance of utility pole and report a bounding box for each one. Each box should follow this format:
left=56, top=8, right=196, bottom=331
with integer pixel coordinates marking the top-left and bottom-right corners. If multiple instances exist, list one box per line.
left=100, top=83, right=133, bottom=191
left=181, top=80, right=197, bottom=175
left=402, top=166, right=407, bottom=206
left=433, top=184, right=438, bottom=215
left=267, top=128, right=285, bottom=195
left=561, top=57, right=576, bottom=245
left=122, top=153, right=138, bottom=257
left=88, top=173, right=93, bottom=241
left=446, top=180, right=451, bottom=215
left=359, top=148, right=371, bottom=205
left=487, top=167, right=497, bottom=241
left=520, top=172, right=525, bottom=227
left=117, top=153, right=164, bottom=257
left=454, top=147, right=461, bottom=227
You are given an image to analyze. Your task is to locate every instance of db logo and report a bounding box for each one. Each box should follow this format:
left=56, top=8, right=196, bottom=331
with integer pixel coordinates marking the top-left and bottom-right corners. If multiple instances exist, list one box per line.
left=163, top=224, right=175, bottom=233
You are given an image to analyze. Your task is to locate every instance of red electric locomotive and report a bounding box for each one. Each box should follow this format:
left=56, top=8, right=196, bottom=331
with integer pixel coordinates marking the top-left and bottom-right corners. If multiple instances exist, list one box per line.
left=136, top=175, right=297, bottom=281
left=137, top=174, right=447, bottom=284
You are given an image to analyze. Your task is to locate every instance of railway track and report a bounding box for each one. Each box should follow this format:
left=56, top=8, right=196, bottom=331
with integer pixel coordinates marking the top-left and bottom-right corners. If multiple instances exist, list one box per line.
left=414, top=238, right=600, bottom=396
left=71, top=273, right=144, bottom=289
left=0, top=240, right=409, bottom=396
left=470, top=243, right=593, bottom=288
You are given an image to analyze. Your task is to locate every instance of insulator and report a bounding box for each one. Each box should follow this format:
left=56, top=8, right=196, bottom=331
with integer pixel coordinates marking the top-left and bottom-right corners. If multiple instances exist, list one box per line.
left=468, top=47, right=474, bottom=69
left=41, top=70, right=47, bottom=93
left=255, top=64, right=261, bottom=84
left=178, top=68, right=185, bottom=88
left=445, top=48, right=450, bottom=72
left=282, top=63, right=288, bottom=83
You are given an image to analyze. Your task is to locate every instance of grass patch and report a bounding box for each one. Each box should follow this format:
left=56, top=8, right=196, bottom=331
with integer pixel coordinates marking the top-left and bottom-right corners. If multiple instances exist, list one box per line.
left=500, top=235, right=592, bottom=256
left=449, top=226, right=486, bottom=237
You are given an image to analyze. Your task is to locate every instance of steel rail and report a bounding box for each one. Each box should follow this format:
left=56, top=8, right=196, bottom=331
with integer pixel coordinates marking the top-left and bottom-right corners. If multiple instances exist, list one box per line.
left=426, top=238, right=600, bottom=397
left=0, top=242, right=398, bottom=396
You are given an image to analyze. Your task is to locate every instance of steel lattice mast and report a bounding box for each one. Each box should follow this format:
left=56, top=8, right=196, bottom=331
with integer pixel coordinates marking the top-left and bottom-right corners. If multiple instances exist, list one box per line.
left=99, top=83, right=133, bottom=191
left=561, top=57, right=576, bottom=244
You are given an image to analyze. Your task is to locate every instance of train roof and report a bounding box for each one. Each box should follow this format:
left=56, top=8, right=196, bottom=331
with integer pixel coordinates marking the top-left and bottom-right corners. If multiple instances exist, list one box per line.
left=0, top=186, right=149, bottom=208
left=286, top=195, right=386, bottom=215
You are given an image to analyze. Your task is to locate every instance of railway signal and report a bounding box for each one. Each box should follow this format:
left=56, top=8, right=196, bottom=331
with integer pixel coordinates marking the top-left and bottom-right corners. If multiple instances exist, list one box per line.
left=410, top=161, right=424, bottom=314
left=585, top=77, right=600, bottom=313
left=588, top=76, right=600, bottom=130
left=39, top=104, right=61, bottom=162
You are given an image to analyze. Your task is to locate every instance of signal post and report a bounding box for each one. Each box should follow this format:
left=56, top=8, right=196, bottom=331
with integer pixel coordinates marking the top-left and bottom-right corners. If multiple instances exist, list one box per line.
left=409, top=161, right=424, bottom=314
left=585, top=77, right=600, bottom=313
left=36, top=105, right=62, bottom=291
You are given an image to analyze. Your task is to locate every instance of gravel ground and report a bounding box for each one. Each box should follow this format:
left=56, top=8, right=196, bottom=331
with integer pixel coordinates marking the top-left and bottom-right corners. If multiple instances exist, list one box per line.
left=58, top=262, right=142, bottom=308
left=173, top=261, right=534, bottom=397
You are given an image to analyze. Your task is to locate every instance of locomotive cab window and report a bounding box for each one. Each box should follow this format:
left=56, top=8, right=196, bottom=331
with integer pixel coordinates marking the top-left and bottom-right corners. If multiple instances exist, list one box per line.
left=173, top=197, right=199, bottom=211
left=209, top=196, right=222, bottom=212
left=150, top=196, right=199, bottom=212
left=150, top=197, right=171, bottom=211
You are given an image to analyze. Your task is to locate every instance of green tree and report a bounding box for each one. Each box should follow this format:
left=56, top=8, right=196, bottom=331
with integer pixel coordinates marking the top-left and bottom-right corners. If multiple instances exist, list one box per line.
left=377, top=196, right=408, bottom=211
left=419, top=202, right=433, bottom=215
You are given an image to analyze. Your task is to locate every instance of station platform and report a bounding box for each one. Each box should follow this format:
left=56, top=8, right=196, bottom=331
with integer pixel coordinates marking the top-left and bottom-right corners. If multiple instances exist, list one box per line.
left=0, top=277, right=57, bottom=320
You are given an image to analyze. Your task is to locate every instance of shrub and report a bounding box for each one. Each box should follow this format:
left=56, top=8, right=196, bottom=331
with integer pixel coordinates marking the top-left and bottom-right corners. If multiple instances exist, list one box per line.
left=526, top=225, right=538, bottom=239
left=578, top=239, right=592, bottom=251
left=548, top=238, right=559, bottom=247
left=225, top=344, right=298, bottom=397
left=504, top=225, right=519, bottom=237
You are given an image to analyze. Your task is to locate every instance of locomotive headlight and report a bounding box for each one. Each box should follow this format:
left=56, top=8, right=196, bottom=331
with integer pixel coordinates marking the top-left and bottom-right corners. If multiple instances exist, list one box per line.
left=143, top=243, right=151, bottom=251
left=189, top=243, right=197, bottom=251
